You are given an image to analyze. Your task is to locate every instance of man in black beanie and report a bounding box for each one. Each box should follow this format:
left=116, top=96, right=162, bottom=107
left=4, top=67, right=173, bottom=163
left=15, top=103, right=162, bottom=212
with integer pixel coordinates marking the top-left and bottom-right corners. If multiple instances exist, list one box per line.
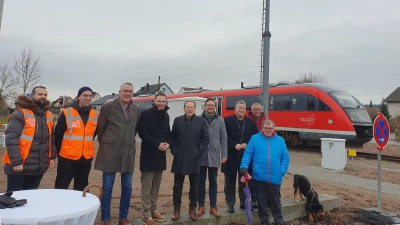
left=54, top=86, right=99, bottom=191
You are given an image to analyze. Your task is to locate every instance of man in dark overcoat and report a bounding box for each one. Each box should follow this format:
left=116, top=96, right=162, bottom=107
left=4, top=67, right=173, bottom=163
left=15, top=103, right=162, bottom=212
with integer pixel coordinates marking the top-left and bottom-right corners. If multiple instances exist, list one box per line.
left=222, top=100, right=258, bottom=213
left=138, top=92, right=170, bottom=225
left=170, top=100, right=209, bottom=222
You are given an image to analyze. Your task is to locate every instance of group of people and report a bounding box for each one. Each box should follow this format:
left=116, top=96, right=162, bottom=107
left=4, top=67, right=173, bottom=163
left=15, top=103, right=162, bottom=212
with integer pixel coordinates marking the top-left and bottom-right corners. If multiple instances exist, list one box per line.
left=2, top=82, right=290, bottom=225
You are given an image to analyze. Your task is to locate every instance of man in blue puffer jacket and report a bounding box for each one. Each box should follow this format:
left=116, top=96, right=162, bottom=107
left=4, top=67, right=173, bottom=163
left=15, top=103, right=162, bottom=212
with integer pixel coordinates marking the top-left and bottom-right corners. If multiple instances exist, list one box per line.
left=240, top=119, right=290, bottom=225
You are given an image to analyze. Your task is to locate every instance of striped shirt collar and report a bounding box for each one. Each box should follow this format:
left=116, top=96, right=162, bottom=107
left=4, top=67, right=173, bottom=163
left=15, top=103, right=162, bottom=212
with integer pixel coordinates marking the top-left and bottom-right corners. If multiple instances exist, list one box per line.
left=117, top=96, right=132, bottom=119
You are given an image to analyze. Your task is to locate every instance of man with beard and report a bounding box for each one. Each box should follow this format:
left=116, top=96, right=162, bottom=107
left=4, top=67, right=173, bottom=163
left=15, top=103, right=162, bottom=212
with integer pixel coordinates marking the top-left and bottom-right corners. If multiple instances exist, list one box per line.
left=95, top=82, right=140, bottom=225
left=138, top=92, right=170, bottom=225
left=54, top=87, right=98, bottom=191
left=170, top=100, right=209, bottom=222
left=2, top=86, right=56, bottom=192
left=222, top=100, right=258, bottom=213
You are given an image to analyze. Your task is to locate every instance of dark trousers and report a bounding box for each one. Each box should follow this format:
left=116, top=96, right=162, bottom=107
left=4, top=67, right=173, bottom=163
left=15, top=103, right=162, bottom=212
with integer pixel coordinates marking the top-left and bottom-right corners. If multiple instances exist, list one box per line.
left=54, top=160, right=92, bottom=191
left=224, top=170, right=246, bottom=207
left=7, top=174, right=43, bottom=192
left=173, top=173, right=198, bottom=210
left=254, top=180, right=283, bottom=225
left=249, top=179, right=257, bottom=202
left=198, top=166, right=218, bottom=208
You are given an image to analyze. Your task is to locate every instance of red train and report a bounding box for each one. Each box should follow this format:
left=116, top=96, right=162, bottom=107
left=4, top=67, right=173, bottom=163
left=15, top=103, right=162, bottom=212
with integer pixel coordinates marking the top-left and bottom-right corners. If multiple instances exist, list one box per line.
left=132, top=83, right=373, bottom=148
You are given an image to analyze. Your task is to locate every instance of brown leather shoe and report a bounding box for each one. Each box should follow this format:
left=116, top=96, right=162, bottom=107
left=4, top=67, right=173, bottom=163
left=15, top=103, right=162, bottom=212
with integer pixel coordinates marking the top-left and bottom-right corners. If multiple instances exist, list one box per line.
left=118, top=218, right=131, bottom=225
left=189, top=208, right=198, bottom=221
left=142, top=217, right=157, bottom=225
left=151, top=210, right=166, bottom=222
left=100, top=221, right=109, bottom=225
left=196, top=207, right=205, bottom=217
left=171, top=209, right=180, bottom=221
left=210, top=208, right=221, bottom=217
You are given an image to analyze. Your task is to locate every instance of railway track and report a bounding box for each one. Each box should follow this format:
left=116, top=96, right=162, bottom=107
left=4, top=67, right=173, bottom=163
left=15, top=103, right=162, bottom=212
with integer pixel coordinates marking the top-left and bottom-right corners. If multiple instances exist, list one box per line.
left=355, top=152, right=400, bottom=163
left=289, top=145, right=400, bottom=164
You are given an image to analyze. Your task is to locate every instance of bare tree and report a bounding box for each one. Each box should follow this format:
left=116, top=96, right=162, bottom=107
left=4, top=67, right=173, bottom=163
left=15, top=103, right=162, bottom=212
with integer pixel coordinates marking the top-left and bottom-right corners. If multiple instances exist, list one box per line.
left=293, top=72, right=328, bottom=84
left=14, top=46, right=44, bottom=94
left=0, top=63, right=16, bottom=104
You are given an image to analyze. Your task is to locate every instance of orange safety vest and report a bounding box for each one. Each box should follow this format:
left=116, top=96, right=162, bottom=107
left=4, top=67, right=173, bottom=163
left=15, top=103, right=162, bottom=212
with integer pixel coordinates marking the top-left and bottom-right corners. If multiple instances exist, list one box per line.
left=2, top=109, right=54, bottom=164
left=59, top=107, right=98, bottom=160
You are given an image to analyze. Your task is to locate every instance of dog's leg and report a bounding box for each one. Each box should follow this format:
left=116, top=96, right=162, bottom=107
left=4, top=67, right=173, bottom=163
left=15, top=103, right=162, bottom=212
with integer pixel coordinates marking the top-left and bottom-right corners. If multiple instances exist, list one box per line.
left=300, top=192, right=305, bottom=200
left=294, top=189, right=299, bottom=203
left=308, top=212, right=314, bottom=222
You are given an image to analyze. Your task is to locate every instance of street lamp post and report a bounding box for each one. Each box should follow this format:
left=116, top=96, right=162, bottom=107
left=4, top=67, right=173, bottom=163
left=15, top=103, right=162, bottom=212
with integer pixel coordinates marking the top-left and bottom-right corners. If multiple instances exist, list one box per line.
left=0, top=0, right=4, bottom=32
left=0, top=0, right=4, bottom=31
left=262, top=0, right=271, bottom=117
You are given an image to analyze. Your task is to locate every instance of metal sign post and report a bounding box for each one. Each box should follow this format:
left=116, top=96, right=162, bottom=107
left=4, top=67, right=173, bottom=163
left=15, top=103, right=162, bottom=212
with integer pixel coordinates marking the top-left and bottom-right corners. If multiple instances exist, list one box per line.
left=0, top=0, right=4, bottom=32
left=373, top=112, right=390, bottom=212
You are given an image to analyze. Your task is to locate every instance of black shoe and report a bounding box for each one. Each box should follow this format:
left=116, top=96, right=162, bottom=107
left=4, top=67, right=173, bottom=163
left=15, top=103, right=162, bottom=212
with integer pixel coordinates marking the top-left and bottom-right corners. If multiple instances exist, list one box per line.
left=251, top=201, right=258, bottom=210
left=239, top=205, right=245, bottom=210
left=227, top=205, right=235, bottom=213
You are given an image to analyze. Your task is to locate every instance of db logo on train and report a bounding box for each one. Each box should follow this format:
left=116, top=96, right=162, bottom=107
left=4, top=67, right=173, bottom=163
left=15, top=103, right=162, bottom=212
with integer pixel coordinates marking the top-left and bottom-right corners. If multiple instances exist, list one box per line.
left=373, top=112, right=390, bottom=150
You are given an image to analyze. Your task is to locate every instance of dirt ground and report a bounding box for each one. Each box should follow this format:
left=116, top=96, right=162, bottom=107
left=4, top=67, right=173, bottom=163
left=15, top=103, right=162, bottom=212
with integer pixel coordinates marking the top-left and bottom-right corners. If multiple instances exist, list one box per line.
left=1, top=142, right=400, bottom=225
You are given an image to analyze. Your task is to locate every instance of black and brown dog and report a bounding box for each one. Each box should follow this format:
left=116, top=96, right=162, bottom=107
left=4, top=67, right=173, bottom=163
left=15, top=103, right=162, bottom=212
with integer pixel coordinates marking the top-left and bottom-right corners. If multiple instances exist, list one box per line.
left=293, top=174, right=324, bottom=221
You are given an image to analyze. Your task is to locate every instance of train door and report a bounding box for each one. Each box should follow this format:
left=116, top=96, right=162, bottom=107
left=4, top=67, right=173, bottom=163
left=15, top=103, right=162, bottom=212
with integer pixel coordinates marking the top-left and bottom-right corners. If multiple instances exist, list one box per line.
left=212, top=96, right=223, bottom=117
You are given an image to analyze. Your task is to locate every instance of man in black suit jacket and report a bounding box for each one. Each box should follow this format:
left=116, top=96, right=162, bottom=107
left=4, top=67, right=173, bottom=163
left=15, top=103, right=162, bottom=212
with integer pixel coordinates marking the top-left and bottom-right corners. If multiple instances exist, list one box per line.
left=138, top=92, right=170, bottom=225
left=221, top=100, right=258, bottom=213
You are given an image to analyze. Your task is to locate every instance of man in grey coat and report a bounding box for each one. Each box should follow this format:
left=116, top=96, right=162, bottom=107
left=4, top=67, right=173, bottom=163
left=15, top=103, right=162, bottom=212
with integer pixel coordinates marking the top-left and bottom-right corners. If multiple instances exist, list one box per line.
left=95, top=82, right=140, bottom=225
left=196, top=98, right=227, bottom=217
left=170, top=100, right=209, bottom=222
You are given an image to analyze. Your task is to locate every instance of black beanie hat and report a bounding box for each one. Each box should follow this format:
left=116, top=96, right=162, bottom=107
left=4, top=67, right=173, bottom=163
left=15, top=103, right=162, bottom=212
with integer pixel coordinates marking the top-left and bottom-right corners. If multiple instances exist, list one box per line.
left=77, top=86, right=93, bottom=97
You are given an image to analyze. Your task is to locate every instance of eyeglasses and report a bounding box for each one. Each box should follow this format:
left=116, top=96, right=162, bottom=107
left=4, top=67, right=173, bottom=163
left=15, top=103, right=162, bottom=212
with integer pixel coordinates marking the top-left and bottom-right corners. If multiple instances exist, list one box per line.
left=253, top=108, right=262, bottom=111
left=262, top=127, right=274, bottom=131
left=121, top=90, right=133, bottom=93
left=206, top=104, right=216, bottom=107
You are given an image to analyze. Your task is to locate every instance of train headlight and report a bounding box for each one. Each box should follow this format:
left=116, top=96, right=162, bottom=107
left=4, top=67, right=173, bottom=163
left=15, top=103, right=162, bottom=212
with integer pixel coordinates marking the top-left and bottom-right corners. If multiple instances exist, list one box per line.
left=328, top=119, right=333, bottom=124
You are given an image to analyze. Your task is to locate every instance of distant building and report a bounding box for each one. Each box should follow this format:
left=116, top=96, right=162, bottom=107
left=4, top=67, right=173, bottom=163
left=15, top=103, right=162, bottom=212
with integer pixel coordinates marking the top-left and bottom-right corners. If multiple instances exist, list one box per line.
left=91, top=93, right=118, bottom=111
left=384, top=87, right=400, bottom=118
left=178, top=87, right=211, bottom=94
left=134, top=83, right=173, bottom=96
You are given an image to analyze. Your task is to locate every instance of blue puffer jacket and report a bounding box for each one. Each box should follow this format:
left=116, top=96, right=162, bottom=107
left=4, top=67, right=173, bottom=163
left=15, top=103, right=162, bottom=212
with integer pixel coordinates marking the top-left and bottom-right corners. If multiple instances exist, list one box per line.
left=240, top=131, right=290, bottom=185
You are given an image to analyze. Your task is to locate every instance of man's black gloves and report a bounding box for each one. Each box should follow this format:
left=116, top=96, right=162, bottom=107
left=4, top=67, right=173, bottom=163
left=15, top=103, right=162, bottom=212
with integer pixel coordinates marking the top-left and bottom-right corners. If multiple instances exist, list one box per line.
left=240, top=168, right=248, bottom=177
left=0, top=191, right=27, bottom=209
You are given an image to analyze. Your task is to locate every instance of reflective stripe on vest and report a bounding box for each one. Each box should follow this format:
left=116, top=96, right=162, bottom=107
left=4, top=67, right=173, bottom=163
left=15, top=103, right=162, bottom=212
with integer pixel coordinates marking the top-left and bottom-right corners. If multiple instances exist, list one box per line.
left=2, top=109, right=54, bottom=164
left=59, top=107, right=98, bottom=160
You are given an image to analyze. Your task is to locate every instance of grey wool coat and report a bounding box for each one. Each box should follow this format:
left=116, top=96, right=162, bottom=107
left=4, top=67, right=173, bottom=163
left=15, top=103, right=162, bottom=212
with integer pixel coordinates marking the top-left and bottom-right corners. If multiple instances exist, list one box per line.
left=170, top=114, right=209, bottom=175
left=94, top=99, right=140, bottom=173
left=199, top=111, right=228, bottom=168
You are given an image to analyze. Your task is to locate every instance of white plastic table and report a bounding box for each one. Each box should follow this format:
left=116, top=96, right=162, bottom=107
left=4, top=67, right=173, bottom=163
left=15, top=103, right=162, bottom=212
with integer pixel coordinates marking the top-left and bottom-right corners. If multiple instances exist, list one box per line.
left=0, top=189, right=100, bottom=225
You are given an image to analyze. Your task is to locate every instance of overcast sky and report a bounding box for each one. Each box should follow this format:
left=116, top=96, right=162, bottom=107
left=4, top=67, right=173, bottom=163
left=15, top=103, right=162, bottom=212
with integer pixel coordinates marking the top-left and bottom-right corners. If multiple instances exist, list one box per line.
left=1, top=0, right=399, bottom=104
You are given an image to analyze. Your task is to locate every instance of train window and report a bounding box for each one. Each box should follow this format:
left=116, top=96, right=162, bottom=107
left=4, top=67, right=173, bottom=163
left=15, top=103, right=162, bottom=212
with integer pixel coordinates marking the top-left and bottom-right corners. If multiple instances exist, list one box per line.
left=272, top=95, right=291, bottom=110
left=226, top=96, right=236, bottom=110
left=319, top=100, right=332, bottom=111
left=240, top=95, right=256, bottom=110
left=307, top=95, right=315, bottom=110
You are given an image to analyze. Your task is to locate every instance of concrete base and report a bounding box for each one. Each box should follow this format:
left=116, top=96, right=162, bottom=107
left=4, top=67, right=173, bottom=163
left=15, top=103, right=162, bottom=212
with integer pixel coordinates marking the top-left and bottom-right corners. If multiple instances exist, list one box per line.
left=109, top=194, right=340, bottom=225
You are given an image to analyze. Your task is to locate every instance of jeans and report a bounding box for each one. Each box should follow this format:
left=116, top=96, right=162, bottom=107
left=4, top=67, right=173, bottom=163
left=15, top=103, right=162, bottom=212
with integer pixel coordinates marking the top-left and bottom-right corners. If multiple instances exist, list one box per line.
left=101, top=172, right=133, bottom=221
left=7, top=174, right=43, bottom=192
left=198, top=166, right=218, bottom=208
